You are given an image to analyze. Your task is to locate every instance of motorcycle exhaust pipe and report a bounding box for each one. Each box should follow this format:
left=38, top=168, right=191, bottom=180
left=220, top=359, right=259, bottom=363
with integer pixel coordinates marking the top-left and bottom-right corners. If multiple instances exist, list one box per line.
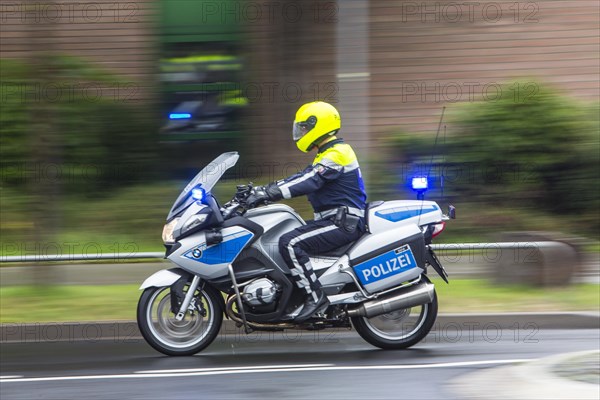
left=346, top=282, right=435, bottom=318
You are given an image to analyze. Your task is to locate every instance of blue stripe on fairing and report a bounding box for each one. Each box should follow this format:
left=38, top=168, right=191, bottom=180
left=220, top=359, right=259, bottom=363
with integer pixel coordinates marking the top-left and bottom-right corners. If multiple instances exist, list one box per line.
left=375, top=205, right=439, bottom=222
left=184, top=232, right=253, bottom=265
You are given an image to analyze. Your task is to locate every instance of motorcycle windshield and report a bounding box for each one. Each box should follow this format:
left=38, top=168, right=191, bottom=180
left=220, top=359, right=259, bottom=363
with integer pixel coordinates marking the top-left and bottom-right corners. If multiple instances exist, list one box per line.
left=167, top=152, right=239, bottom=221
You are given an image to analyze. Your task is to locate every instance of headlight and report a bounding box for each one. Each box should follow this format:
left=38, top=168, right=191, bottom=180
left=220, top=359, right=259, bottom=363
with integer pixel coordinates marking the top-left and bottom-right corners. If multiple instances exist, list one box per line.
left=162, top=218, right=180, bottom=244
left=181, top=213, right=209, bottom=235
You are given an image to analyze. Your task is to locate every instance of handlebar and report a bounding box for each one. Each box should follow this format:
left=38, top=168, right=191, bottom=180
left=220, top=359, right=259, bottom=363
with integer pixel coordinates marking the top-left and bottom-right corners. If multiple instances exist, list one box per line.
left=235, top=184, right=253, bottom=201
left=221, top=184, right=252, bottom=220
left=221, top=183, right=272, bottom=220
left=221, top=200, right=243, bottom=220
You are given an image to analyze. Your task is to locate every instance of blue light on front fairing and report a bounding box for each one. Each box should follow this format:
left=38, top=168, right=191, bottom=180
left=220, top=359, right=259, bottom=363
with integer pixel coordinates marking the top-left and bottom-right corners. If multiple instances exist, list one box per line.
left=411, top=177, right=428, bottom=191
left=191, top=186, right=205, bottom=201
left=169, top=113, right=192, bottom=120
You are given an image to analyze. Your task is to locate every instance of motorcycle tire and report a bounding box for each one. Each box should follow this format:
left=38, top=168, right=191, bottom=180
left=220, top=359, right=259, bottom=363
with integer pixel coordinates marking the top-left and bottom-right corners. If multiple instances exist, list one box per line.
left=351, top=289, right=438, bottom=350
left=137, top=284, right=223, bottom=356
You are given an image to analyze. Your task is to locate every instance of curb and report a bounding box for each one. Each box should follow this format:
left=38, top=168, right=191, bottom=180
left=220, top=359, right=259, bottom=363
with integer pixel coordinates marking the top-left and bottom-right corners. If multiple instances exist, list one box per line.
left=1, top=312, right=598, bottom=343
left=448, top=350, right=600, bottom=400
left=433, top=311, right=600, bottom=330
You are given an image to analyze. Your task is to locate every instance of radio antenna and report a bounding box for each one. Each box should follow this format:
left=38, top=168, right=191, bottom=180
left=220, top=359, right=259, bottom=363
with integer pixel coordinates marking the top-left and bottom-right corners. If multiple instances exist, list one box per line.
left=426, top=107, right=446, bottom=180
left=441, top=125, right=447, bottom=200
left=417, top=107, right=446, bottom=227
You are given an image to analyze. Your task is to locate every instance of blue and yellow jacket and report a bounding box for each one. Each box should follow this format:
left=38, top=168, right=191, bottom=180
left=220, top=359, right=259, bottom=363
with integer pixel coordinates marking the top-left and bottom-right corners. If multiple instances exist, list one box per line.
left=275, top=138, right=367, bottom=218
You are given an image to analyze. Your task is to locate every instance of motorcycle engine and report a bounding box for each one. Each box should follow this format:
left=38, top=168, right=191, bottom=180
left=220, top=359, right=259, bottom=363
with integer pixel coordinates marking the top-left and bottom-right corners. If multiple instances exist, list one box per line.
left=241, top=278, right=279, bottom=306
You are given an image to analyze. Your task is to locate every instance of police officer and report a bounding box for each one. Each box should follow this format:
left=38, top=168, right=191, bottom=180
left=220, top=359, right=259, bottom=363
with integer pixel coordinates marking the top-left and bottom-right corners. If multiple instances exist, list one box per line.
left=246, top=101, right=367, bottom=322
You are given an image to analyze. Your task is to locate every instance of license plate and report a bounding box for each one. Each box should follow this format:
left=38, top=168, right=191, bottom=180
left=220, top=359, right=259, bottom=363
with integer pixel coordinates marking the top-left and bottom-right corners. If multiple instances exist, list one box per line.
left=353, top=245, right=419, bottom=285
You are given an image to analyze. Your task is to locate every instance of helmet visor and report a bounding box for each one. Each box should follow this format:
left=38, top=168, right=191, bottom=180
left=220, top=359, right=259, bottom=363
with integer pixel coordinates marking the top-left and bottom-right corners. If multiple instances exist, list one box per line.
left=292, top=120, right=316, bottom=141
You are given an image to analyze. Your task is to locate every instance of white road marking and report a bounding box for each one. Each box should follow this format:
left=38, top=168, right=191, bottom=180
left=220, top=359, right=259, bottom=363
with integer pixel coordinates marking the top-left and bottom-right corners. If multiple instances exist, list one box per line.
left=337, top=72, right=371, bottom=80
left=0, top=359, right=532, bottom=384
left=135, top=364, right=332, bottom=374
left=0, top=376, right=24, bottom=379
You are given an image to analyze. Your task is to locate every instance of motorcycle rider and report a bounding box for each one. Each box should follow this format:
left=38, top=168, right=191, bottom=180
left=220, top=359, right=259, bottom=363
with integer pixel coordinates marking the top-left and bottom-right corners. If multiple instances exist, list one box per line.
left=246, top=101, right=367, bottom=322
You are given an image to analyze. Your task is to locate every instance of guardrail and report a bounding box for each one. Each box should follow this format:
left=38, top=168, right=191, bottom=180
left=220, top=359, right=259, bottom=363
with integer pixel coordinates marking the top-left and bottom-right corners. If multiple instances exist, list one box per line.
left=0, top=242, right=560, bottom=263
left=0, top=252, right=165, bottom=263
left=0, top=241, right=591, bottom=286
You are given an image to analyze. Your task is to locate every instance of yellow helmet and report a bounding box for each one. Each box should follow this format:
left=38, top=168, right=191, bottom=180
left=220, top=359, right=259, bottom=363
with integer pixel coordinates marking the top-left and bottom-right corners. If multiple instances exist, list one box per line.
left=292, top=101, right=341, bottom=152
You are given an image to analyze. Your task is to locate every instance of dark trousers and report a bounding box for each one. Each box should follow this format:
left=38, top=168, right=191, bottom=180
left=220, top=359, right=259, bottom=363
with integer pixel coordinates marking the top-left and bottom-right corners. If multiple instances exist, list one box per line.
left=279, top=218, right=364, bottom=301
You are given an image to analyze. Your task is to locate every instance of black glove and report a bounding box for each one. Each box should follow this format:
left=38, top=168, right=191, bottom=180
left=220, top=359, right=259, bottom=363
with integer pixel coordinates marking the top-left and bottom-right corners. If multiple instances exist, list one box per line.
left=245, top=186, right=269, bottom=208
left=245, top=183, right=283, bottom=208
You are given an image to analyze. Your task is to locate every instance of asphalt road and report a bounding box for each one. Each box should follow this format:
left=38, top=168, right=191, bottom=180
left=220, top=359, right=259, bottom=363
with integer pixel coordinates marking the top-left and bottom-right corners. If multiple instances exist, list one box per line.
left=1, top=329, right=598, bottom=400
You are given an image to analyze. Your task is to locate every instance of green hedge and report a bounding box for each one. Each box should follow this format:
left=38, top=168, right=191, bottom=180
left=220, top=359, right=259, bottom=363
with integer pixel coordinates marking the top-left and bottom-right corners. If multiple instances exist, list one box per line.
left=0, top=56, right=158, bottom=195
left=380, top=82, right=599, bottom=234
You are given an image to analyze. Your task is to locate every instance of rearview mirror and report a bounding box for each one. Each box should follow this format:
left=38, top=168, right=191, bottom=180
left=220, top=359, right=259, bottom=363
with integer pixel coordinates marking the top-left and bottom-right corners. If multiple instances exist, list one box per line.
left=448, top=205, right=456, bottom=219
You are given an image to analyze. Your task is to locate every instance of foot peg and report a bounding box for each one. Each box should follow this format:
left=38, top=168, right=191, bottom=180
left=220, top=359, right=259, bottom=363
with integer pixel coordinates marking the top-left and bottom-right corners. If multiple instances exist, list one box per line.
left=294, top=292, right=330, bottom=323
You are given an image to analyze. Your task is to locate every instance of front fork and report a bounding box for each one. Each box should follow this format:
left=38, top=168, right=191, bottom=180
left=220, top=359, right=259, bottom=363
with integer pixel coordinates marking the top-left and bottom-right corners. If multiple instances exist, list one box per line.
left=175, top=275, right=201, bottom=321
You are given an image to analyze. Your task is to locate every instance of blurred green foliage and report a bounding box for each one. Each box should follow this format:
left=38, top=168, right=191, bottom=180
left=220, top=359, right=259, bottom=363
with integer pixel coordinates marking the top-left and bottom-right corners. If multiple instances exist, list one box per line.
left=0, top=179, right=315, bottom=255
left=2, top=72, right=598, bottom=254
left=0, top=56, right=158, bottom=195
left=381, top=82, right=599, bottom=236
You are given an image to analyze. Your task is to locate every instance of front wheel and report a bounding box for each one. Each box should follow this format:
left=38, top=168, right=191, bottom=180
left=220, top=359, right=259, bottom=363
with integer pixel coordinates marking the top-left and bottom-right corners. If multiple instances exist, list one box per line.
left=137, top=283, right=223, bottom=356
left=351, top=289, right=438, bottom=350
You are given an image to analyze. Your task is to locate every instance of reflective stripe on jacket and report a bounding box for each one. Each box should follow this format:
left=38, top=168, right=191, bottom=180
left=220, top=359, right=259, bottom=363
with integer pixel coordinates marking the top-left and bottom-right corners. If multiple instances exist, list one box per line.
left=276, top=138, right=367, bottom=215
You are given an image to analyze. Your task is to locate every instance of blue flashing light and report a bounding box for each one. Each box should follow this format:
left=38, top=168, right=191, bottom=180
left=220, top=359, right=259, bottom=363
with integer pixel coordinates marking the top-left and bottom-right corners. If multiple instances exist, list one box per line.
left=169, top=113, right=192, bottom=120
left=191, top=187, right=205, bottom=201
left=411, top=177, right=428, bottom=191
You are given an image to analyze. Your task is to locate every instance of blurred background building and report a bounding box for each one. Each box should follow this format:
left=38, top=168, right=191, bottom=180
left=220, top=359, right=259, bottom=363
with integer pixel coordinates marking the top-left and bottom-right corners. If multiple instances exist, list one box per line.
left=2, top=0, right=597, bottom=166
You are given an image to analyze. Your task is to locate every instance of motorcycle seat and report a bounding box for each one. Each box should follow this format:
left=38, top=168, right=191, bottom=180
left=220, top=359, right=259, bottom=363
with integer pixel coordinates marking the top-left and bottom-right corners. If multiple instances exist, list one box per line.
left=365, top=200, right=385, bottom=233
left=317, top=203, right=385, bottom=258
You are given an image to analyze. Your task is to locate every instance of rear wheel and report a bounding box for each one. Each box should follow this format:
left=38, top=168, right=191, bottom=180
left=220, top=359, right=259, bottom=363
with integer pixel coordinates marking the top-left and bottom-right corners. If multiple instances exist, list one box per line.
left=137, top=284, right=223, bottom=356
left=351, top=290, right=438, bottom=350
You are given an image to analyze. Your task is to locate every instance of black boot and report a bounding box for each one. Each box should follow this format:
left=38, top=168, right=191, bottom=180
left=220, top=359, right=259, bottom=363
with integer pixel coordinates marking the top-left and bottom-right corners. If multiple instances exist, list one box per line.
left=294, top=290, right=330, bottom=323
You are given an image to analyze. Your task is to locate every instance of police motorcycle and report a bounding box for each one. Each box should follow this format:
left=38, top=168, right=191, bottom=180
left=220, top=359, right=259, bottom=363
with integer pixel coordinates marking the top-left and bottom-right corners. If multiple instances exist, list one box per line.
left=137, top=152, right=453, bottom=356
